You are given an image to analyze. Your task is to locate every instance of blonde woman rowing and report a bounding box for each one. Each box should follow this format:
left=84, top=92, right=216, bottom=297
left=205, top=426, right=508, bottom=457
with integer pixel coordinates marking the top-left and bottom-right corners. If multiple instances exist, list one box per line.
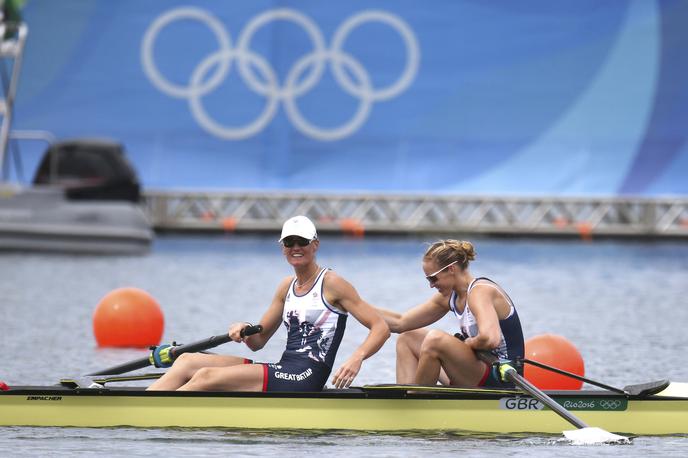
left=379, top=240, right=524, bottom=387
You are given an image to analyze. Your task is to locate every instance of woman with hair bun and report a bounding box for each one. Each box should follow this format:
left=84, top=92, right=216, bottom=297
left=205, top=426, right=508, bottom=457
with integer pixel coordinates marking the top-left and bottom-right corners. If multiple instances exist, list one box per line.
left=378, top=240, right=524, bottom=387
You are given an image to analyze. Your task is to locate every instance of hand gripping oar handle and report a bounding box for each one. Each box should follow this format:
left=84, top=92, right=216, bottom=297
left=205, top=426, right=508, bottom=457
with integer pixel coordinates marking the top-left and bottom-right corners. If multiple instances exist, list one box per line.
left=173, top=325, right=263, bottom=355
left=88, top=324, right=263, bottom=376
left=476, top=351, right=588, bottom=429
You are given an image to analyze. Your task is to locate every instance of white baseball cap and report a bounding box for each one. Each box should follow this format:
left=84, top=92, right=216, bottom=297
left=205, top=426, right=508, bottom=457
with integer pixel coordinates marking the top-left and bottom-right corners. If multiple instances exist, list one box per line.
left=279, top=215, right=318, bottom=242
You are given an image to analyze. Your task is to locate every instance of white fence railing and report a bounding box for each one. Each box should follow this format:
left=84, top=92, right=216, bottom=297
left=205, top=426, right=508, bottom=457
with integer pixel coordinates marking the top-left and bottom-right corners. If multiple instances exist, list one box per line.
left=143, top=190, right=688, bottom=238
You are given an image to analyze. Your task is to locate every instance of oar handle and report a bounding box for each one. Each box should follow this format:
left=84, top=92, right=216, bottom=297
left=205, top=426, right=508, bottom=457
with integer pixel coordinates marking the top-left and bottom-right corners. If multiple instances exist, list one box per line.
left=241, top=324, right=263, bottom=338
left=169, top=324, right=263, bottom=356
left=88, top=324, right=263, bottom=376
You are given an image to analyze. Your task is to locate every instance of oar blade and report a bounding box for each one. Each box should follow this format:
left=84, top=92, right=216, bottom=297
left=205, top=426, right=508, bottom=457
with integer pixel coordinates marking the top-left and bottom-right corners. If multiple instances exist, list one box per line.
left=563, top=427, right=631, bottom=445
left=476, top=351, right=631, bottom=445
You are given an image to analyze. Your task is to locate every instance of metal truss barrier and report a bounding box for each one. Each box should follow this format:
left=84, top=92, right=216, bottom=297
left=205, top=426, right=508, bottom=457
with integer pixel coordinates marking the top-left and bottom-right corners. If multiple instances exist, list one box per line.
left=143, top=190, right=688, bottom=239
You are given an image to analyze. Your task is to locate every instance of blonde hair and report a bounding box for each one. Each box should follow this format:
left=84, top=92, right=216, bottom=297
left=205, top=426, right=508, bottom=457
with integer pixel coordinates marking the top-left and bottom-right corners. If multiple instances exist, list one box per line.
left=423, top=239, right=476, bottom=270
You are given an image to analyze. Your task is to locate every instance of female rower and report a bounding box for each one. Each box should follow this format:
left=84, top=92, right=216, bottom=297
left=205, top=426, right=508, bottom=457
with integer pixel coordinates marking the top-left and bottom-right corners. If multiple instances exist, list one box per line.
left=148, top=215, right=389, bottom=392
left=378, top=240, right=524, bottom=387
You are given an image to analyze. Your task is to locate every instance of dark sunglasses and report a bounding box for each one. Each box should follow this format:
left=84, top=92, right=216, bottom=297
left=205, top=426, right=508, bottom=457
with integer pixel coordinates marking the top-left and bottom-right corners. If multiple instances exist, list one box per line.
left=282, top=236, right=313, bottom=248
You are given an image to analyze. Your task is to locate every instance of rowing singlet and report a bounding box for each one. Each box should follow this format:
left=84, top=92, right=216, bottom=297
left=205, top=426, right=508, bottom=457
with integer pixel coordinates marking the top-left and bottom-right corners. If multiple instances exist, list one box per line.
left=449, top=277, right=524, bottom=364
left=282, top=268, right=348, bottom=369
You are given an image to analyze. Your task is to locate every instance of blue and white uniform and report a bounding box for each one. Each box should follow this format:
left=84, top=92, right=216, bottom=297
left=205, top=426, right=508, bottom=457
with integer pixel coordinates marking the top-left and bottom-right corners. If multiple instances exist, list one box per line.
left=449, top=277, right=524, bottom=387
left=260, top=268, right=348, bottom=391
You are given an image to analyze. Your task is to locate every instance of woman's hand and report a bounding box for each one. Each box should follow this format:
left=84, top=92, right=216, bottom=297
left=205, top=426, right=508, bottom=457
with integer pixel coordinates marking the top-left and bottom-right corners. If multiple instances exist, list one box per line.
left=331, top=353, right=364, bottom=388
left=228, top=322, right=252, bottom=342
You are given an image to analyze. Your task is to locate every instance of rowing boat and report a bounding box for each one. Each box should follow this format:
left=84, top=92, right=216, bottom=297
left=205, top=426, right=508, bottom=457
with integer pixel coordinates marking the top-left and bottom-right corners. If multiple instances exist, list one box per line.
left=1, top=376, right=686, bottom=435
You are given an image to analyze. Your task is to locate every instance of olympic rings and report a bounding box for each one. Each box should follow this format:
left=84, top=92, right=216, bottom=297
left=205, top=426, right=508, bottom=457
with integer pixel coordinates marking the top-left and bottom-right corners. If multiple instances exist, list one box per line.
left=141, top=7, right=232, bottom=99
left=141, top=7, right=420, bottom=141
left=599, top=400, right=622, bottom=410
left=236, top=8, right=327, bottom=99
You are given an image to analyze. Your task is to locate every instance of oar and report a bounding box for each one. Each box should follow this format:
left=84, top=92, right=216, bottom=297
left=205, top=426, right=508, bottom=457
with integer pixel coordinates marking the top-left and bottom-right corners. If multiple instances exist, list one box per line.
left=60, top=372, right=166, bottom=389
left=477, top=351, right=630, bottom=444
left=89, top=324, right=263, bottom=376
left=522, top=357, right=627, bottom=395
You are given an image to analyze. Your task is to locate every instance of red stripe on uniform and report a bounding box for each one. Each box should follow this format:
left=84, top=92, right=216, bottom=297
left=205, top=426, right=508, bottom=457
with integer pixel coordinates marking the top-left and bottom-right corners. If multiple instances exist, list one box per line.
left=478, top=362, right=491, bottom=386
left=243, top=358, right=252, bottom=365
left=261, top=364, right=268, bottom=392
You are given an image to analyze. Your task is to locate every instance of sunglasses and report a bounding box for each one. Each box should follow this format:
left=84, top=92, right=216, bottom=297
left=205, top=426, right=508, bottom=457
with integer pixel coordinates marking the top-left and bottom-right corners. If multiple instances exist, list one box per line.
left=282, top=236, right=313, bottom=248
left=425, top=260, right=458, bottom=283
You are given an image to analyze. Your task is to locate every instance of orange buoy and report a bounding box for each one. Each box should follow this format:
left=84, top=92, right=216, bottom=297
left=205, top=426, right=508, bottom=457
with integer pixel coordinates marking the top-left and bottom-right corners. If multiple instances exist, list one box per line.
left=524, top=334, right=585, bottom=390
left=221, top=216, right=237, bottom=232
left=340, top=218, right=365, bottom=237
left=576, top=222, right=593, bottom=242
left=93, top=287, right=164, bottom=348
left=552, top=217, right=569, bottom=228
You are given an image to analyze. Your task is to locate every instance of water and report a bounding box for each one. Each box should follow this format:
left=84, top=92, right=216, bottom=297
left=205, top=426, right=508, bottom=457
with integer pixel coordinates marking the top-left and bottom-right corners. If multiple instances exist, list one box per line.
left=1, top=235, right=688, bottom=456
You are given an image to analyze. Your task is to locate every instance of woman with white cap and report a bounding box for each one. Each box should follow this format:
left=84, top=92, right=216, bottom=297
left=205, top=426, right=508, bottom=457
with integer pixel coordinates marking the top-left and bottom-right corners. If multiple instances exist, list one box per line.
left=148, top=215, right=389, bottom=392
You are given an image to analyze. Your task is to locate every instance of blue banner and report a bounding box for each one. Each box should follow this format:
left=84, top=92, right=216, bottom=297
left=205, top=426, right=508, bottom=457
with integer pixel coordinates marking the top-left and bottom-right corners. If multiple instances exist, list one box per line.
left=11, top=0, right=688, bottom=195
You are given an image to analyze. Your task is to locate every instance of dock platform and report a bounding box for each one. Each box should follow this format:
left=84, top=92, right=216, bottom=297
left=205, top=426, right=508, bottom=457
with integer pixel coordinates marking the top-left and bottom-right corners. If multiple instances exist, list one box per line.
left=143, top=191, right=688, bottom=239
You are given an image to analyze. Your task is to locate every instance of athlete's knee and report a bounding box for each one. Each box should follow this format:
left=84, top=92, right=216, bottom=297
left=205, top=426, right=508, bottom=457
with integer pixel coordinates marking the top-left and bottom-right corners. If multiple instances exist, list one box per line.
left=173, top=352, right=193, bottom=366
left=397, top=328, right=426, bottom=349
left=187, top=366, right=217, bottom=387
left=396, top=331, right=415, bottom=352
left=420, top=329, right=450, bottom=356
left=172, top=352, right=203, bottom=372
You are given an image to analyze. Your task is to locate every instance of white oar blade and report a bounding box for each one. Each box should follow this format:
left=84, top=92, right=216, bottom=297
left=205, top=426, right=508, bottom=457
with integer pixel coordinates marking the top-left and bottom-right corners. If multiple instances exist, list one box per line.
left=563, top=427, right=631, bottom=445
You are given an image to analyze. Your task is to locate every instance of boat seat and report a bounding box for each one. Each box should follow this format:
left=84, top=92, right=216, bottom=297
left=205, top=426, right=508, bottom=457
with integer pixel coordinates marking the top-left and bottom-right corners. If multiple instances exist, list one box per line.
left=623, top=379, right=670, bottom=397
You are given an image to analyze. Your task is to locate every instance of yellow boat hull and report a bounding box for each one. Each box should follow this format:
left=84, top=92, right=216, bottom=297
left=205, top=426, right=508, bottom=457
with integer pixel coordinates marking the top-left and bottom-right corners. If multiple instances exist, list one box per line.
left=1, top=383, right=687, bottom=435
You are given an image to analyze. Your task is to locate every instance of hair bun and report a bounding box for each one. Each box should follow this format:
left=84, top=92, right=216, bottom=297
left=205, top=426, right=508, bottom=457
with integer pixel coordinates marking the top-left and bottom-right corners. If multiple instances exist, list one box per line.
left=423, top=239, right=476, bottom=267
left=460, top=241, right=476, bottom=261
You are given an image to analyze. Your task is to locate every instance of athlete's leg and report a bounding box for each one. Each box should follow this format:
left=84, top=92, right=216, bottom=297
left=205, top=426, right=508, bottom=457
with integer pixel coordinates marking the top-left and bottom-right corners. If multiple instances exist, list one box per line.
left=415, top=330, right=486, bottom=386
left=147, top=353, right=248, bottom=391
left=396, top=329, right=427, bottom=384
left=396, top=328, right=449, bottom=385
left=178, top=362, right=265, bottom=391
